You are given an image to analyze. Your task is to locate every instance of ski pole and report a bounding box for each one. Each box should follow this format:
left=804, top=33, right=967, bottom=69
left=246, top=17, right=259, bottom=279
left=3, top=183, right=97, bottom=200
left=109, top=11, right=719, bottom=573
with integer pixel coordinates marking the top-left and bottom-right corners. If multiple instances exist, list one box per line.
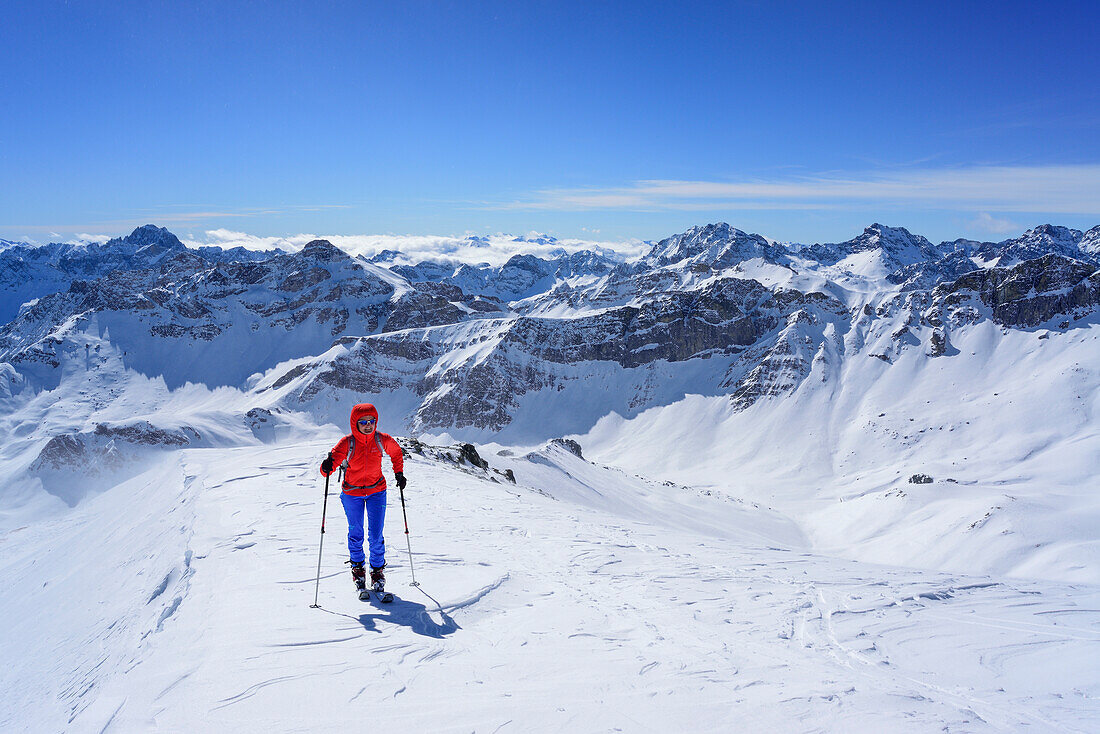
left=309, top=456, right=333, bottom=608
left=398, top=484, right=419, bottom=587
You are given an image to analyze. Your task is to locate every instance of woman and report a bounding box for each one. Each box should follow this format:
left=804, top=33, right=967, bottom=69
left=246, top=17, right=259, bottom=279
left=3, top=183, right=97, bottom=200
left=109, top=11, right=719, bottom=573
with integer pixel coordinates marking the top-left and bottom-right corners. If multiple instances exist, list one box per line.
left=320, top=403, right=406, bottom=599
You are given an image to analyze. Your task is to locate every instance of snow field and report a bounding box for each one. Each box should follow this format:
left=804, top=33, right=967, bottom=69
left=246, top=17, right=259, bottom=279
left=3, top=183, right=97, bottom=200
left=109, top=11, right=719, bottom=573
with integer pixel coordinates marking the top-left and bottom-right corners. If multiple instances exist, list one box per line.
left=0, top=456, right=197, bottom=732
left=582, top=321, right=1100, bottom=584
left=4, top=440, right=1097, bottom=732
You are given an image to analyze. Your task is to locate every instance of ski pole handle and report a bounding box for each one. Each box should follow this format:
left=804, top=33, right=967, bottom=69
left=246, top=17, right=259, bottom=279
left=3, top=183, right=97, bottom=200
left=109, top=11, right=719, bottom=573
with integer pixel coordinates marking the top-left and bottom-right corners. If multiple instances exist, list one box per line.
left=399, top=485, right=411, bottom=534
left=321, top=453, right=333, bottom=534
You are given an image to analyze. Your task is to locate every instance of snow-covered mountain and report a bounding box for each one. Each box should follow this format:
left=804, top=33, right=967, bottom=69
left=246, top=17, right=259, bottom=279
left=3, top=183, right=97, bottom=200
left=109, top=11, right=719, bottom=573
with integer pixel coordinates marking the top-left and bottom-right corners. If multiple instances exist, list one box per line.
left=793, top=222, right=943, bottom=271
left=642, top=222, right=786, bottom=269
left=2, top=220, right=1099, bottom=731
left=392, top=249, right=619, bottom=303
left=1081, top=224, right=1100, bottom=255
left=2, top=220, right=1097, bottom=572
left=0, top=225, right=275, bottom=324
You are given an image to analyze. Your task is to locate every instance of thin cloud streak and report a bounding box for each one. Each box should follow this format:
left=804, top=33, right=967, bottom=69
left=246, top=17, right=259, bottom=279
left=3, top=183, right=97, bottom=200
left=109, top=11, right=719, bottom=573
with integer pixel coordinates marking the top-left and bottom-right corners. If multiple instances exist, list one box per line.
left=0, top=204, right=355, bottom=241
left=493, top=165, right=1100, bottom=215
left=969, top=212, right=1018, bottom=234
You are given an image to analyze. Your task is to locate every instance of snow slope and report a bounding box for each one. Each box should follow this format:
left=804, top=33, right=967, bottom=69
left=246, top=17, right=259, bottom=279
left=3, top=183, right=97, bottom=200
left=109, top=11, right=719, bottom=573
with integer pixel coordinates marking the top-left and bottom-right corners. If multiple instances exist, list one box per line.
left=1, top=440, right=1097, bottom=732
left=583, top=318, right=1100, bottom=584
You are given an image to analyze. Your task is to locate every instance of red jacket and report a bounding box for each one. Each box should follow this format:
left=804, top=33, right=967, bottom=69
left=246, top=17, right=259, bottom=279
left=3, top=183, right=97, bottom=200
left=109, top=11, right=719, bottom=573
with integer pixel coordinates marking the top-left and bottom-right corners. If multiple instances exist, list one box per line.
left=322, top=403, right=404, bottom=496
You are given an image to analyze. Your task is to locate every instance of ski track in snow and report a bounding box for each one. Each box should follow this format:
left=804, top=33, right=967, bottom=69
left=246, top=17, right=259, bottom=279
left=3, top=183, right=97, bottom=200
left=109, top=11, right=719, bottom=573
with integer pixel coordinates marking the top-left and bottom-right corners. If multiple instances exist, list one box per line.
left=2, top=441, right=1098, bottom=733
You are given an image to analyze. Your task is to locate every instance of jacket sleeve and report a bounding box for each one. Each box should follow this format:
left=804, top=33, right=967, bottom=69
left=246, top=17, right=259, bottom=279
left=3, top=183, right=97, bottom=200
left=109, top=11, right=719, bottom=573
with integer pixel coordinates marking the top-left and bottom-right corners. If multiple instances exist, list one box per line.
left=383, top=434, right=404, bottom=474
left=322, top=435, right=350, bottom=476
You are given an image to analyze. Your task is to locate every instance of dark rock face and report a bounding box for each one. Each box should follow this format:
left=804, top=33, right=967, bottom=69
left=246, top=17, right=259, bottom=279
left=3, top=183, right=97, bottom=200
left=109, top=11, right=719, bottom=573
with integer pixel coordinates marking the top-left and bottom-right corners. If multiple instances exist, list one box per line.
left=90, top=422, right=197, bottom=446
left=507, top=277, right=786, bottom=368
left=844, top=223, right=940, bottom=258
left=1080, top=226, right=1100, bottom=257
left=724, top=290, right=849, bottom=412
left=928, top=329, right=949, bottom=357
left=415, top=353, right=526, bottom=432
left=384, top=282, right=501, bottom=332
left=909, top=473, right=934, bottom=484
left=727, top=311, right=819, bottom=411
left=888, top=251, right=978, bottom=291
left=113, top=224, right=186, bottom=252
left=28, top=421, right=200, bottom=505
left=391, top=249, right=617, bottom=304
left=0, top=225, right=255, bottom=323
left=298, top=239, right=349, bottom=263
left=553, top=250, right=616, bottom=278
left=945, top=255, right=1099, bottom=327
left=391, top=261, right=454, bottom=283
left=277, top=266, right=853, bottom=432
left=459, top=443, right=489, bottom=469
left=549, top=437, right=584, bottom=459
left=276, top=266, right=331, bottom=293
left=246, top=408, right=280, bottom=443
left=30, top=434, right=88, bottom=470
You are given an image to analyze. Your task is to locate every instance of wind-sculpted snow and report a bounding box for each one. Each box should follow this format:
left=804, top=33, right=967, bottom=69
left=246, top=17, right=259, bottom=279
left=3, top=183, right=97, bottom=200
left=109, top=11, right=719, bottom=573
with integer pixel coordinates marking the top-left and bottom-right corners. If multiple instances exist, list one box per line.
left=3, top=441, right=1098, bottom=731
left=29, top=421, right=202, bottom=506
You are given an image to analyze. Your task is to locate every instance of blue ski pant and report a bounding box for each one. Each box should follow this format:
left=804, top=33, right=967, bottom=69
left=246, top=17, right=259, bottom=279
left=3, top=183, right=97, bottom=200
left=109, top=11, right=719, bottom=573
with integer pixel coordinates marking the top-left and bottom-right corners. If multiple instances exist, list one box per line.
left=340, top=490, right=386, bottom=568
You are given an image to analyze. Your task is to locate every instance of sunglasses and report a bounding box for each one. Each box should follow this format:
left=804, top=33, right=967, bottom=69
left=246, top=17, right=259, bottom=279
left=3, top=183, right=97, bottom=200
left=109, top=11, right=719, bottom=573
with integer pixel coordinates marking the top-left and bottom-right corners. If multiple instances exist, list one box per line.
left=357, top=418, right=377, bottom=425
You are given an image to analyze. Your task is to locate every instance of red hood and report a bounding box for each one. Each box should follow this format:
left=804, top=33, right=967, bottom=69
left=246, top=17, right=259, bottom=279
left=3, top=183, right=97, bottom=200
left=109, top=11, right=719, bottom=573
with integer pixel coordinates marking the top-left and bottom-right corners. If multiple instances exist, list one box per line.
left=349, top=403, right=379, bottom=435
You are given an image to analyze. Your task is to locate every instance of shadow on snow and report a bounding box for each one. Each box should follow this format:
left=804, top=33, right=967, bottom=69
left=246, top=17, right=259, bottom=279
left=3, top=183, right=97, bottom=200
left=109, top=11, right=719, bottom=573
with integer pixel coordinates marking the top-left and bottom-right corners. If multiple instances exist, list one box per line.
left=318, top=586, right=460, bottom=639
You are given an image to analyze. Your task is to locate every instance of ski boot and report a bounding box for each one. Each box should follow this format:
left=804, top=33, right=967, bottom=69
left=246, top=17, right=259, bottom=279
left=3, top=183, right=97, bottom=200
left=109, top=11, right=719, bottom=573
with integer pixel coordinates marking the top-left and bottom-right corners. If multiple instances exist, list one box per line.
left=370, top=565, right=386, bottom=592
left=371, top=565, right=394, bottom=603
left=350, top=561, right=369, bottom=601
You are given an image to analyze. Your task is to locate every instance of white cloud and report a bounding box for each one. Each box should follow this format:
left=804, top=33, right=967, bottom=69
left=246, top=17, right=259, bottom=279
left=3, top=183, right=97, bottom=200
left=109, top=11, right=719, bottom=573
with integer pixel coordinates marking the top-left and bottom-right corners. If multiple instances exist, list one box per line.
left=969, top=212, right=1018, bottom=234
left=182, top=230, right=649, bottom=267
left=491, top=165, right=1100, bottom=215
left=68, top=233, right=113, bottom=244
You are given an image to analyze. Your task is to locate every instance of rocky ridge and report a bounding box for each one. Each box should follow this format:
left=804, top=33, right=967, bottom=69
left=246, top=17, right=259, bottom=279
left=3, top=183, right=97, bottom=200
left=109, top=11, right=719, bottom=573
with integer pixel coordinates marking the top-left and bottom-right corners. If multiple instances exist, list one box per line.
left=1, top=221, right=1098, bottom=442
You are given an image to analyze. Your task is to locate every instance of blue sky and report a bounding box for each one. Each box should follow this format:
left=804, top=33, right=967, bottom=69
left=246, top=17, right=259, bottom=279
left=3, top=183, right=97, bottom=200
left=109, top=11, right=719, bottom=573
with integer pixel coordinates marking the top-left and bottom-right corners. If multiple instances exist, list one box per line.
left=2, top=0, right=1098, bottom=246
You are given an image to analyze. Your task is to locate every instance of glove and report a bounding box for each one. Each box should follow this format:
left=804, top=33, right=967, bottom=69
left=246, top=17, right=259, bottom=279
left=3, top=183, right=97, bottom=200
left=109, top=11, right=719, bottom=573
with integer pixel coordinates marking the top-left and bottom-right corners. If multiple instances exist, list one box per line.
left=321, top=455, right=334, bottom=476
left=395, top=472, right=407, bottom=490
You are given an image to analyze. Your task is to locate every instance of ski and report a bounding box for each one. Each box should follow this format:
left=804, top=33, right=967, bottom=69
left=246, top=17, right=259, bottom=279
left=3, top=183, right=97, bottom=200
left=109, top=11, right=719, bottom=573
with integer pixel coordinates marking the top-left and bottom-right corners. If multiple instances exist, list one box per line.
left=358, top=587, right=371, bottom=601
left=376, top=590, right=394, bottom=603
